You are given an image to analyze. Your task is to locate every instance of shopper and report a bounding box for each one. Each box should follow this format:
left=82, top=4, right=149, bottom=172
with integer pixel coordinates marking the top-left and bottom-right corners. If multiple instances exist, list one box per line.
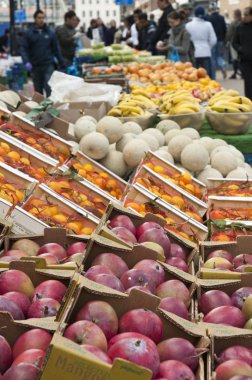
left=87, top=19, right=98, bottom=40
left=186, top=6, right=217, bottom=77
left=97, top=17, right=107, bottom=43
left=56, top=10, right=80, bottom=68
left=0, top=29, right=10, bottom=53
left=206, top=5, right=227, bottom=79
left=226, top=9, right=242, bottom=79
left=150, top=14, right=157, bottom=27
left=138, top=13, right=156, bottom=51
left=179, top=3, right=193, bottom=23
left=20, top=9, right=64, bottom=96
left=167, top=11, right=191, bottom=62
left=149, top=0, right=174, bottom=54
left=127, top=9, right=142, bottom=48
left=105, top=20, right=117, bottom=46
left=233, top=7, right=252, bottom=100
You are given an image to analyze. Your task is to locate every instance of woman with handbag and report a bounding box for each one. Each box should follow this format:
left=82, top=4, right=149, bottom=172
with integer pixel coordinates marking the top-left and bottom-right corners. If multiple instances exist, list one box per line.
left=167, top=11, right=192, bottom=62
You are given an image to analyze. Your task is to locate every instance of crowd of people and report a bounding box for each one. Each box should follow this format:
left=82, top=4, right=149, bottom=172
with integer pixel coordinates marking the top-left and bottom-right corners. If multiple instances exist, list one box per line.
left=1, top=0, right=251, bottom=98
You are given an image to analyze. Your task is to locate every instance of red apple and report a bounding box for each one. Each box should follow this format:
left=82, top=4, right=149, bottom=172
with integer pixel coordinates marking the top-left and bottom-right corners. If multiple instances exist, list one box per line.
left=203, top=257, right=233, bottom=270
left=217, top=345, right=252, bottom=366
left=31, top=280, right=67, bottom=303
left=2, top=363, right=40, bottom=380
left=120, top=269, right=156, bottom=294
left=85, top=265, right=114, bottom=280
left=159, top=297, right=189, bottom=320
left=108, top=332, right=146, bottom=350
left=0, top=296, right=24, bottom=320
left=12, top=349, right=45, bottom=368
left=36, top=254, right=59, bottom=265
left=3, top=292, right=31, bottom=317
left=66, top=242, right=86, bottom=257
left=111, top=227, right=137, bottom=244
left=13, top=329, right=52, bottom=359
left=215, top=359, right=252, bottom=380
left=203, top=306, right=246, bottom=328
left=136, top=222, right=162, bottom=240
left=133, top=260, right=165, bottom=286
left=233, top=254, right=252, bottom=269
left=199, top=290, right=232, bottom=315
left=0, top=336, right=12, bottom=374
left=91, top=253, right=129, bottom=278
left=64, top=321, right=107, bottom=351
left=157, top=360, right=195, bottom=380
left=165, top=257, right=189, bottom=273
left=11, top=239, right=40, bottom=257
left=27, top=298, right=60, bottom=318
left=0, top=270, right=34, bottom=298
left=207, top=250, right=233, bottom=262
left=156, top=280, right=190, bottom=303
left=37, top=243, right=67, bottom=261
left=231, top=288, right=252, bottom=309
left=109, top=215, right=137, bottom=236
left=169, top=243, right=187, bottom=261
left=80, top=344, right=112, bottom=364
left=90, top=273, right=125, bottom=292
left=138, top=227, right=171, bottom=258
left=108, top=335, right=160, bottom=377
left=76, top=300, right=118, bottom=340
left=119, top=308, right=163, bottom=343
left=157, top=338, right=198, bottom=370
left=4, top=250, right=28, bottom=259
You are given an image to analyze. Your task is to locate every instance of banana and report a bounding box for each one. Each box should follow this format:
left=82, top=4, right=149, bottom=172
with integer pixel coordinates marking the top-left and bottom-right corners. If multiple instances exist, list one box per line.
left=131, top=90, right=151, bottom=98
left=225, top=89, right=240, bottom=97
left=170, top=107, right=196, bottom=115
left=108, top=108, right=122, bottom=116
left=211, top=104, right=242, bottom=113
left=213, top=100, right=251, bottom=113
left=231, top=96, right=252, bottom=107
left=173, top=102, right=200, bottom=112
left=208, top=96, right=233, bottom=106
left=118, top=105, right=145, bottom=115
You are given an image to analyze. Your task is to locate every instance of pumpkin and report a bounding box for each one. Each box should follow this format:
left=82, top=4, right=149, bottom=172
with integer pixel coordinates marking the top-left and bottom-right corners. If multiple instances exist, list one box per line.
left=79, top=132, right=109, bottom=160
left=96, top=116, right=123, bottom=143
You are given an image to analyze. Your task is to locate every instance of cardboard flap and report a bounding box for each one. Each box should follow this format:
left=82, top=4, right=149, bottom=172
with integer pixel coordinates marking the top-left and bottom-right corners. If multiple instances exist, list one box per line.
left=127, top=288, right=161, bottom=310
left=159, top=310, right=207, bottom=337
left=236, top=235, right=252, bottom=250
left=78, top=276, right=127, bottom=297
left=161, top=262, right=196, bottom=284
left=108, top=359, right=152, bottom=380
left=44, top=228, right=68, bottom=244
left=199, top=268, right=242, bottom=280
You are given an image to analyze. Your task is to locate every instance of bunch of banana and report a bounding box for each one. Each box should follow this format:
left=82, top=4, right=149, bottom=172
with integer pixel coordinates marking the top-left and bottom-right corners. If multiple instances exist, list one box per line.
left=207, top=90, right=252, bottom=113
left=159, top=90, right=201, bottom=115
left=108, top=99, right=147, bottom=117
left=120, top=92, right=158, bottom=109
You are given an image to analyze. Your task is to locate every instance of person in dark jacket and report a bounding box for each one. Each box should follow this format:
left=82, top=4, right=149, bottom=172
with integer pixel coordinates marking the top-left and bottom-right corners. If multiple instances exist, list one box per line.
left=233, top=7, right=252, bottom=100
left=226, top=9, right=242, bottom=78
left=20, top=9, right=64, bottom=96
left=138, top=13, right=156, bottom=51
left=206, top=6, right=227, bottom=79
left=56, top=10, right=80, bottom=67
left=0, top=29, right=10, bottom=53
left=87, top=19, right=98, bottom=40
left=105, top=20, right=117, bottom=46
left=149, top=0, right=174, bottom=54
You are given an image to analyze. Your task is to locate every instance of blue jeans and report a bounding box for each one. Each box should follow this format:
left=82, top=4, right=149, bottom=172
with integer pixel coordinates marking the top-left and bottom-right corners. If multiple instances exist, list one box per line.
left=32, top=64, right=54, bottom=97
left=195, top=57, right=212, bottom=78
left=211, top=41, right=226, bottom=80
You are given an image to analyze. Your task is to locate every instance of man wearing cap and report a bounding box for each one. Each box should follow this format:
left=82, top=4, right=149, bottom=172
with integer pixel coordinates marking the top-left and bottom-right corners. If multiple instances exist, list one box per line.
left=186, top=6, right=217, bottom=77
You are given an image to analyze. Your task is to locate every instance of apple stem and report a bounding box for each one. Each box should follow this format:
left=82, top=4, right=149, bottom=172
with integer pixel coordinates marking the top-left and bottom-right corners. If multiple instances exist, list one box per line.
left=135, top=340, right=141, bottom=347
left=44, top=306, right=49, bottom=315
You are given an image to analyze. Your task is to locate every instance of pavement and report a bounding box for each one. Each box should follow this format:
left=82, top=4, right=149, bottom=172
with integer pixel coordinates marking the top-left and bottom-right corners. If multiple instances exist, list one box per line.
left=216, top=70, right=244, bottom=95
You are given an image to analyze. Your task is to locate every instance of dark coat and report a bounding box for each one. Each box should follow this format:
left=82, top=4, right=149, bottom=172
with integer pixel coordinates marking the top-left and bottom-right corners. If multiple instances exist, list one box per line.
left=56, top=24, right=77, bottom=60
left=206, top=12, right=227, bottom=42
left=20, top=24, right=64, bottom=67
left=149, top=4, right=174, bottom=53
left=233, top=21, right=252, bottom=62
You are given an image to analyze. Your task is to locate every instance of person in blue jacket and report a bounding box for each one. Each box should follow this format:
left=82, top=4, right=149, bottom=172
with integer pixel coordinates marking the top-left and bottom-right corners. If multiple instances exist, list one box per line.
left=20, top=9, right=64, bottom=96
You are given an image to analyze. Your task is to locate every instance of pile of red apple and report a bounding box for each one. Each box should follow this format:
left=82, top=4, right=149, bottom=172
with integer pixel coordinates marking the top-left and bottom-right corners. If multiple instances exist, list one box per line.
left=84, top=253, right=191, bottom=320
left=202, top=249, right=252, bottom=273
left=214, top=345, right=252, bottom=380
left=63, top=299, right=200, bottom=379
left=0, top=328, right=52, bottom=380
left=1, top=240, right=87, bottom=265
left=198, top=285, right=252, bottom=330
left=108, top=215, right=190, bottom=273
left=0, top=269, right=67, bottom=319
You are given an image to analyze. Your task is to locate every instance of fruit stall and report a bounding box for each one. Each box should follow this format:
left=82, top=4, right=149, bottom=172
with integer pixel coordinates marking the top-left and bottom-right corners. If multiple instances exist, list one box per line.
left=0, top=59, right=252, bottom=380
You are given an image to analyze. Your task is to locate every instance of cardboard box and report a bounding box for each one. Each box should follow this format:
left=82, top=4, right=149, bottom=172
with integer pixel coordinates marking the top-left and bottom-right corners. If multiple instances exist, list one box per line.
left=55, top=99, right=110, bottom=117
left=46, top=172, right=116, bottom=220
left=40, top=279, right=208, bottom=380
left=1, top=116, right=72, bottom=164
left=0, top=131, right=58, bottom=180
left=65, top=151, right=127, bottom=200
left=133, top=165, right=208, bottom=221
left=138, top=151, right=206, bottom=200
left=0, top=106, right=11, bottom=124
left=123, top=184, right=208, bottom=244
left=199, top=235, right=252, bottom=279
left=7, top=206, right=50, bottom=235
left=0, top=197, right=12, bottom=219
left=207, top=196, right=252, bottom=222
left=82, top=234, right=197, bottom=319
left=21, top=184, right=99, bottom=235
left=0, top=214, right=12, bottom=237
left=1, top=227, right=89, bottom=269
left=208, top=333, right=252, bottom=380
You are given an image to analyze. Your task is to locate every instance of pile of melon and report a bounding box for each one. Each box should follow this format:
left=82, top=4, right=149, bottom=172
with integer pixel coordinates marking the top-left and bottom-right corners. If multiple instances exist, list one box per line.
left=72, top=115, right=252, bottom=183
left=0, top=90, right=21, bottom=109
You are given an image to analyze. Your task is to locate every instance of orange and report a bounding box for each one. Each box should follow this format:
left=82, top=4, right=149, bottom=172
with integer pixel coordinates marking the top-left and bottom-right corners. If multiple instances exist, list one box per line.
left=171, top=196, right=185, bottom=208
left=37, top=168, right=48, bottom=177
left=100, top=172, right=109, bottom=179
left=153, top=165, right=165, bottom=174
left=20, top=157, right=30, bottom=166
left=185, top=184, right=195, bottom=193
left=66, top=222, right=81, bottom=234
left=162, top=194, right=172, bottom=203
left=80, top=227, right=93, bottom=235
left=5, top=184, right=15, bottom=191
left=26, top=137, right=36, bottom=145
left=106, top=179, right=117, bottom=190
left=0, top=142, right=10, bottom=152
left=110, top=190, right=117, bottom=198
left=78, top=169, right=87, bottom=178
left=29, top=198, right=44, bottom=207
left=125, top=202, right=141, bottom=212
left=180, top=172, right=191, bottom=185
left=61, top=192, right=71, bottom=200
left=7, top=151, right=20, bottom=161
left=83, top=164, right=94, bottom=172
left=53, top=214, right=68, bottom=224
left=228, top=184, right=239, bottom=191
left=165, top=218, right=175, bottom=224
left=41, top=206, right=58, bottom=217
left=94, top=177, right=106, bottom=189
left=145, top=162, right=154, bottom=170
left=15, top=190, right=24, bottom=202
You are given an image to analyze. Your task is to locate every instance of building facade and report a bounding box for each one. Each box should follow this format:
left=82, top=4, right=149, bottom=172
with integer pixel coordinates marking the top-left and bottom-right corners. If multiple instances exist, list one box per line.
left=75, top=0, right=121, bottom=30
left=219, top=0, right=252, bottom=17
